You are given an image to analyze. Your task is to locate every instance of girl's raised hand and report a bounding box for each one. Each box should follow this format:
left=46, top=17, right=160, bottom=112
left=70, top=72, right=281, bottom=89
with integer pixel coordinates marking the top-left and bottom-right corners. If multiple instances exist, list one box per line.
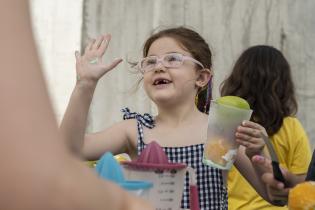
left=235, top=120, right=267, bottom=159
left=75, top=34, right=123, bottom=85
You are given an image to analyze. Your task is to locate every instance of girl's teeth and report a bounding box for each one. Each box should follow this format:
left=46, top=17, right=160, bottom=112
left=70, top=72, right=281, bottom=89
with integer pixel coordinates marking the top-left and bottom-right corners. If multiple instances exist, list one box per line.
left=153, top=79, right=171, bottom=85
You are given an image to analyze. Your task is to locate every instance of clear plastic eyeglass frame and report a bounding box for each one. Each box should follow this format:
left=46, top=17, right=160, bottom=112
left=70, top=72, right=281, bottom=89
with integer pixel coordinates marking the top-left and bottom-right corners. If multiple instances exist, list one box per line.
left=137, top=53, right=204, bottom=74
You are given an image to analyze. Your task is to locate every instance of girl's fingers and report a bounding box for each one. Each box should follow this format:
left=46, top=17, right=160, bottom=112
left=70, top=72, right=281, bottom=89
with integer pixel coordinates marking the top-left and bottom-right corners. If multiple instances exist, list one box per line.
left=235, top=131, right=263, bottom=144
left=81, top=34, right=112, bottom=62
left=262, top=173, right=285, bottom=189
left=271, top=194, right=289, bottom=201
left=98, top=34, right=111, bottom=57
left=269, top=187, right=290, bottom=197
left=85, top=38, right=96, bottom=53
left=92, top=35, right=105, bottom=50
left=237, top=126, right=261, bottom=138
left=237, top=141, right=262, bottom=151
left=236, top=132, right=251, bottom=141
left=242, top=120, right=263, bottom=129
left=241, top=120, right=268, bottom=136
left=252, top=155, right=272, bottom=167
left=268, top=186, right=290, bottom=201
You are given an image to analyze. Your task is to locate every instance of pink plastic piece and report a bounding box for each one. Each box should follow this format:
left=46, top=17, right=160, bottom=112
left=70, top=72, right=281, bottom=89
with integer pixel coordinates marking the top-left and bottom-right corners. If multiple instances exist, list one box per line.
left=122, top=141, right=186, bottom=170
left=190, top=185, right=200, bottom=210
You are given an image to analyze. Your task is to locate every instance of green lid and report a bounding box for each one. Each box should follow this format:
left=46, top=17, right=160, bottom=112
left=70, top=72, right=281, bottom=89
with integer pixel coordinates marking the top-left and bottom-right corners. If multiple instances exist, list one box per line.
left=216, top=96, right=250, bottom=110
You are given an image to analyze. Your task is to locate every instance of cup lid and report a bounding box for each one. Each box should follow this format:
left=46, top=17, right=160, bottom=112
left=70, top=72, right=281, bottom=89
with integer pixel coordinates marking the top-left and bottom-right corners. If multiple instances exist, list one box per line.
left=122, top=141, right=186, bottom=170
left=215, top=96, right=251, bottom=110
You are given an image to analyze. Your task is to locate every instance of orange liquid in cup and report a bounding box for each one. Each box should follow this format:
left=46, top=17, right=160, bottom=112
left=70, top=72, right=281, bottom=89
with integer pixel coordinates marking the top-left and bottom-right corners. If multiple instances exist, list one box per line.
left=204, top=137, right=234, bottom=167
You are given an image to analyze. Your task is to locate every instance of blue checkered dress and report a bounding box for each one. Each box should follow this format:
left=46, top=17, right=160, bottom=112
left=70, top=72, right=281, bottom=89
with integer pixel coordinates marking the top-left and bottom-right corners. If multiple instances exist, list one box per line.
left=122, top=108, right=228, bottom=210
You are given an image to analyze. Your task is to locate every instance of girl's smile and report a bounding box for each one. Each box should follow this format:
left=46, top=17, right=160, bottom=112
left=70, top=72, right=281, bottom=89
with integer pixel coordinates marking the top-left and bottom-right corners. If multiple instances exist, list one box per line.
left=152, top=76, right=172, bottom=89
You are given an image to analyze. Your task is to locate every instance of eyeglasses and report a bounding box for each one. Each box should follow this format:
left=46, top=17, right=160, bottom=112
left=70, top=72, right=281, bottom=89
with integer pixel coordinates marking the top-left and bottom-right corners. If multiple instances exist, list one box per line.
left=137, top=53, right=204, bottom=73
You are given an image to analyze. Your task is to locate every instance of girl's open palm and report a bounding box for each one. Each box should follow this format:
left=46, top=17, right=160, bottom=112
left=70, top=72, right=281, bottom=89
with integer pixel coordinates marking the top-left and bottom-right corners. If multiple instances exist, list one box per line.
left=75, top=34, right=122, bottom=84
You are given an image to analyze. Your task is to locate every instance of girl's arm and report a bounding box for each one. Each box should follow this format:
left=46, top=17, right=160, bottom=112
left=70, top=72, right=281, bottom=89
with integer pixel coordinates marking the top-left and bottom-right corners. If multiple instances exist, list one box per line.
left=60, top=80, right=97, bottom=157
left=234, top=146, right=271, bottom=202
left=83, top=119, right=138, bottom=160
left=234, top=121, right=272, bottom=203
left=60, top=34, right=126, bottom=158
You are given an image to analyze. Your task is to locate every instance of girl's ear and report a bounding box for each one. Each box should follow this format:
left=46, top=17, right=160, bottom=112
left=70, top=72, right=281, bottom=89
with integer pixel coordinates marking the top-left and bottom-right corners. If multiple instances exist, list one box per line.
left=196, top=68, right=212, bottom=88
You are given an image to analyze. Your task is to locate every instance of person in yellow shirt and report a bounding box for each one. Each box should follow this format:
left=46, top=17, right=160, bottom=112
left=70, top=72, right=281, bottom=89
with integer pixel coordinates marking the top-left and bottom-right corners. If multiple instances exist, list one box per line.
left=220, top=45, right=312, bottom=209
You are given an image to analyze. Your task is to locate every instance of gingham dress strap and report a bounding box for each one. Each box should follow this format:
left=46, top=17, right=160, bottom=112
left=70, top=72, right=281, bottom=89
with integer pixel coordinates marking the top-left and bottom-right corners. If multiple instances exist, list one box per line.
left=121, top=107, right=154, bottom=153
left=121, top=107, right=155, bottom=128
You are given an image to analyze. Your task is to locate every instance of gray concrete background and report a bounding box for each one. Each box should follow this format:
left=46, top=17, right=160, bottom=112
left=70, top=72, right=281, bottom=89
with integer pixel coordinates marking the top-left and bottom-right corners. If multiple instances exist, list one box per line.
left=31, top=0, right=315, bottom=149
left=82, top=0, right=315, bottom=150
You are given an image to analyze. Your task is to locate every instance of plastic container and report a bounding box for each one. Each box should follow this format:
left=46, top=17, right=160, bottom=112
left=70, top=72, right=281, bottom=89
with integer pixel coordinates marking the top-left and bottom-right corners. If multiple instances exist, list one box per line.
left=122, top=141, right=200, bottom=210
left=203, top=99, right=252, bottom=170
left=95, top=152, right=153, bottom=200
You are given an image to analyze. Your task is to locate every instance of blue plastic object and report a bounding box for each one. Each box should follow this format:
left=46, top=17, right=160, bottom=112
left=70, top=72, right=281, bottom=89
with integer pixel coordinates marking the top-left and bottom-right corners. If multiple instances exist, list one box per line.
left=120, top=181, right=153, bottom=191
left=95, top=152, right=153, bottom=191
left=95, top=152, right=125, bottom=183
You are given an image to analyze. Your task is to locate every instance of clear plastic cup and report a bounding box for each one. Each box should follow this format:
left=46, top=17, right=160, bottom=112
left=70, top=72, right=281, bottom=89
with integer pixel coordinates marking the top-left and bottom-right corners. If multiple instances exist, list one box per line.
left=203, top=100, right=253, bottom=170
left=122, top=167, right=187, bottom=210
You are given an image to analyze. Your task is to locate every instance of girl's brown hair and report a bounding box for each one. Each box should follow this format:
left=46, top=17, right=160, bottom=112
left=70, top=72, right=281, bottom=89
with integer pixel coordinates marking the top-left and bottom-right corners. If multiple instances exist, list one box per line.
left=142, top=26, right=213, bottom=113
left=220, top=45, right=297, bottom=136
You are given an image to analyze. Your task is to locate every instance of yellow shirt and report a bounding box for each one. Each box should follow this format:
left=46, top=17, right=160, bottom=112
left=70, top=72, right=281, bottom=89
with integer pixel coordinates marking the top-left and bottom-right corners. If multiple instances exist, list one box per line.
left=228, top=117, right=312, bottom=210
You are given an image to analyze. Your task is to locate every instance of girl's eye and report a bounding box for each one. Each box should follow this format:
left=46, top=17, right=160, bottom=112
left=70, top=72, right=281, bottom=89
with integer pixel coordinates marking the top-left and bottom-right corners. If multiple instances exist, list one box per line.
left=143, top=58, right=157, bottom=66
left=165, top=54, right=182, bottom=62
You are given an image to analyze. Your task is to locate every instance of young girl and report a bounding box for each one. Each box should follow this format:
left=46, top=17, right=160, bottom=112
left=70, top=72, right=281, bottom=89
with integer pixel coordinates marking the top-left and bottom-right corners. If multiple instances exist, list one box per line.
left=61, top=27, right=271, bottom=209
left=221, top=45, right=312, bottom=210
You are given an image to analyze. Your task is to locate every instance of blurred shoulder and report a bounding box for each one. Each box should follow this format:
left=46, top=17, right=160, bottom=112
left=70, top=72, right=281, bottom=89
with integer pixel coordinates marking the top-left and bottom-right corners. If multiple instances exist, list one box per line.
left=282, top=116, right=305, bottom=130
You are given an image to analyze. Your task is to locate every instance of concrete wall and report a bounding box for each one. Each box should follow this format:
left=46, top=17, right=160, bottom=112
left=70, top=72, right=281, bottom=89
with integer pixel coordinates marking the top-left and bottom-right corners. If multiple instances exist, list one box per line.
left=30, top=0, right=315, bottom=149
